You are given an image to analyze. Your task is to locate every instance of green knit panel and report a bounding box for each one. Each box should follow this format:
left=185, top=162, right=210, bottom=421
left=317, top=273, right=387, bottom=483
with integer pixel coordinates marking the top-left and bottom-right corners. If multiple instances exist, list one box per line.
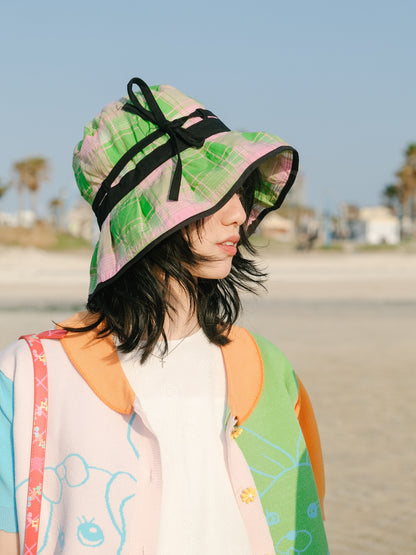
left=235, top=334, right=329, bottom=554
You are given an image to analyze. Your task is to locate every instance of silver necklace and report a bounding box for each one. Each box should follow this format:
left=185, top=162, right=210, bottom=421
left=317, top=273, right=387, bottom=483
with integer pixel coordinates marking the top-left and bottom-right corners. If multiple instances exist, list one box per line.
left=151, top=324, right=199, bottom=367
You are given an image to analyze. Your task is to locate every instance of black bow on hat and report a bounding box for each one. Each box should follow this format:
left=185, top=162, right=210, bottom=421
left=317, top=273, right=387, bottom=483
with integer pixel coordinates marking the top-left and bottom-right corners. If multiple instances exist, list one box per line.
left=92, top=77, right=229, bottom=228
left=123, top=78, right=207, bottom=201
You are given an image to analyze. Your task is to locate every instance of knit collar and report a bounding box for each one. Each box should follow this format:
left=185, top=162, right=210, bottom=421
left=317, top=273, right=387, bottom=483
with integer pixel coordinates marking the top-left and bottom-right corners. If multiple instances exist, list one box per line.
left=58, top=312, right=263, bottom=424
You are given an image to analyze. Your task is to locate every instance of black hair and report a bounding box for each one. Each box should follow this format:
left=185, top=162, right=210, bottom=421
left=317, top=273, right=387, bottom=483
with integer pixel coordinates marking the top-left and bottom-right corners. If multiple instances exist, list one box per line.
left=65, top=169, right=266, bottom=363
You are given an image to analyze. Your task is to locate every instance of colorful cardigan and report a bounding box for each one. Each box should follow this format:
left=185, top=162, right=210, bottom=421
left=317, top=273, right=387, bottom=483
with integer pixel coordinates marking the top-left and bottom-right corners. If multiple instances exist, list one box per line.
left=0, top=312, right=329, bottom=554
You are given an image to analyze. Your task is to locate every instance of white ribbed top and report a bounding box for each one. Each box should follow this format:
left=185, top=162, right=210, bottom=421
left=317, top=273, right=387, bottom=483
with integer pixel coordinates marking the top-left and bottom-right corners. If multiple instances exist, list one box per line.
left=118, top=329, right=252, bottom=554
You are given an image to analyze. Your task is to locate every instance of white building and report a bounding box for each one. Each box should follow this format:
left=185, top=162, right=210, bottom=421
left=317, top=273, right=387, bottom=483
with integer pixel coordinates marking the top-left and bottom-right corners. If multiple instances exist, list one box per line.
left=355, top=206, right=400, bottom=245
left=258, top=213, right=295, bottom=242
left=0, top=210, right=35, bottom=227
left=67, top=201, right=99, bottom=243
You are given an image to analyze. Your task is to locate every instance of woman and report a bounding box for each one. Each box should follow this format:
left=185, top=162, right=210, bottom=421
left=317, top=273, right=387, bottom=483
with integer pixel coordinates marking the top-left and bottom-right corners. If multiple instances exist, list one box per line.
left=0, top=78, right=329, bottom=554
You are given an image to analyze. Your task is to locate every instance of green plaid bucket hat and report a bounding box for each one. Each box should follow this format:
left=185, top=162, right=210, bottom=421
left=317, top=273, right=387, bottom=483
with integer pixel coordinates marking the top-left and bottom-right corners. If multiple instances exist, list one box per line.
left=73, top=77, right=299, bottom=297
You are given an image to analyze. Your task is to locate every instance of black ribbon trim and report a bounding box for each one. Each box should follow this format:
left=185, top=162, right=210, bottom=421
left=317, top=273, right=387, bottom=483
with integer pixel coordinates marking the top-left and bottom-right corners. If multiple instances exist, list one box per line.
left=123, top=77, right=213, bottom=201
left=92, top=77, right=230, bottom=227
left=99, top=108, right=218, bottom=197
left=93, top=115, right=230, bottom=228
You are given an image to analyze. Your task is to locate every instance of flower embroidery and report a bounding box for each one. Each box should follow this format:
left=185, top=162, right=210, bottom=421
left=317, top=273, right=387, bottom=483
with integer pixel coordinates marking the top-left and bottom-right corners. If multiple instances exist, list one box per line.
left=34, top=399, right=48, bottom=417
left=240, top=487, right=257, bottom=504
left=37, top=438, right=46, bottom=449
left=26, top=512, right=39, bottom=531
left=33, top=350, right=46, bottom=365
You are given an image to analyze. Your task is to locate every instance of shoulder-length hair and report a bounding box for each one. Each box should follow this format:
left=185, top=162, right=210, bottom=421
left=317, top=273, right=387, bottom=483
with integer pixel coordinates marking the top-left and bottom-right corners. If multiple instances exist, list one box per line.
left=66, top=170, right=266, bottom=362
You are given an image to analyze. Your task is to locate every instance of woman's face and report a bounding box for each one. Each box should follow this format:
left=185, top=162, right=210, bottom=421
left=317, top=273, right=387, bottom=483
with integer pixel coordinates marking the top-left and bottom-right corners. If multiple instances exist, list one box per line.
left=189, top=193, right=247, bottom=279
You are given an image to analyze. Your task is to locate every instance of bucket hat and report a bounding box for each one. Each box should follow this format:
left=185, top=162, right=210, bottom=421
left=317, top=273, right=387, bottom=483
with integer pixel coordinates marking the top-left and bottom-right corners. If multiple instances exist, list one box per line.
left=73, top=77, right=299, bottom=297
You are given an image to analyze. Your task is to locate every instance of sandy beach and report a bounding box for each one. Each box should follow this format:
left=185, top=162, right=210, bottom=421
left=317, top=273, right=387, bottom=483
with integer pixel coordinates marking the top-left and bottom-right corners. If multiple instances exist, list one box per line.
left=1, top=246, right=415, bottom=554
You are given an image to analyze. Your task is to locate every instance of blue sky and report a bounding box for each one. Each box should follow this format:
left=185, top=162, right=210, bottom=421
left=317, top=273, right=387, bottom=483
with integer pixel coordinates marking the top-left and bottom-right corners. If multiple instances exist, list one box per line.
left=1, top=0, right=415, bottom=217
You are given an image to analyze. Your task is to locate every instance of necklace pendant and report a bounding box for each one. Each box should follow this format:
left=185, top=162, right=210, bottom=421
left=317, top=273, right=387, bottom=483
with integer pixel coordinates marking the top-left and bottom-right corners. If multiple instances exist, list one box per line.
left=160, top=357, right=166, bottom=368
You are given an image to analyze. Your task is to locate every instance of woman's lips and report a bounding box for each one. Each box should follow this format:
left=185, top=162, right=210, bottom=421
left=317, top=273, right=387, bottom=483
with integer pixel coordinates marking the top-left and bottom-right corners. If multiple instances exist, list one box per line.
left=217, top=236, right=239, bottom=255
left=218, top=243, right=237, bottom=255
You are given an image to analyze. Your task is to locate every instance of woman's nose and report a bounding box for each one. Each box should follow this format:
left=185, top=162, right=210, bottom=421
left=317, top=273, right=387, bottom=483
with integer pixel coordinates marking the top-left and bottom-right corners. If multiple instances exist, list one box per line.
left=220, top=193, right=247, bottom=226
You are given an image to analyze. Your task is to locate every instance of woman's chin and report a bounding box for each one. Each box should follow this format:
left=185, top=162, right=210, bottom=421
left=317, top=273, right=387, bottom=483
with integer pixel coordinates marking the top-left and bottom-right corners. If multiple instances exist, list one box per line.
left=192, top=262, right=233, bottom=280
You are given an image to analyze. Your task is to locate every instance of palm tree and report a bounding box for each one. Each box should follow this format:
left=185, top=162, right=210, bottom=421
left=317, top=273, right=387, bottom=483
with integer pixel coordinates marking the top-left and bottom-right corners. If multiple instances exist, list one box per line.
left=396, top=144, right=416, bottom=225
left=13, top=157, right=50, bottom=222
left=381, top=184, right=401, bottom=216
left=49, top=197, right=64, bottom=230
left=0, top=178, right=10, bottom=202
left=0, top=179, right=10, bottom=226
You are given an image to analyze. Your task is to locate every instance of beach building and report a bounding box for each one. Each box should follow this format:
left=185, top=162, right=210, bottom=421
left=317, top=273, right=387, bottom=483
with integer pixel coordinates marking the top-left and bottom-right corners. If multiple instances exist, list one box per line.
left=67, top=200, right=99, bottom=243
left=258, top=212, right=295, bottom=241
left=351, top=206, right=400, bottom=245
left=0, top=210, right=35, bottom=227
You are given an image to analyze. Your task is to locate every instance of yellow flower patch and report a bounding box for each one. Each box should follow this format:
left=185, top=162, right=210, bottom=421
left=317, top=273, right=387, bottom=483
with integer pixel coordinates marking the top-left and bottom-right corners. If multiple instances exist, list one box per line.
left=231, top=426, right=243, bottom=439
left=240, top=487, right=257, bottom=504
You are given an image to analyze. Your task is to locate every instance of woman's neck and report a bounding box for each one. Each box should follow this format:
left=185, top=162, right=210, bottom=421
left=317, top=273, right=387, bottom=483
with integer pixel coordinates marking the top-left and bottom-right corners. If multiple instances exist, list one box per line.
left=163, top=278, right=199, bottom=340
